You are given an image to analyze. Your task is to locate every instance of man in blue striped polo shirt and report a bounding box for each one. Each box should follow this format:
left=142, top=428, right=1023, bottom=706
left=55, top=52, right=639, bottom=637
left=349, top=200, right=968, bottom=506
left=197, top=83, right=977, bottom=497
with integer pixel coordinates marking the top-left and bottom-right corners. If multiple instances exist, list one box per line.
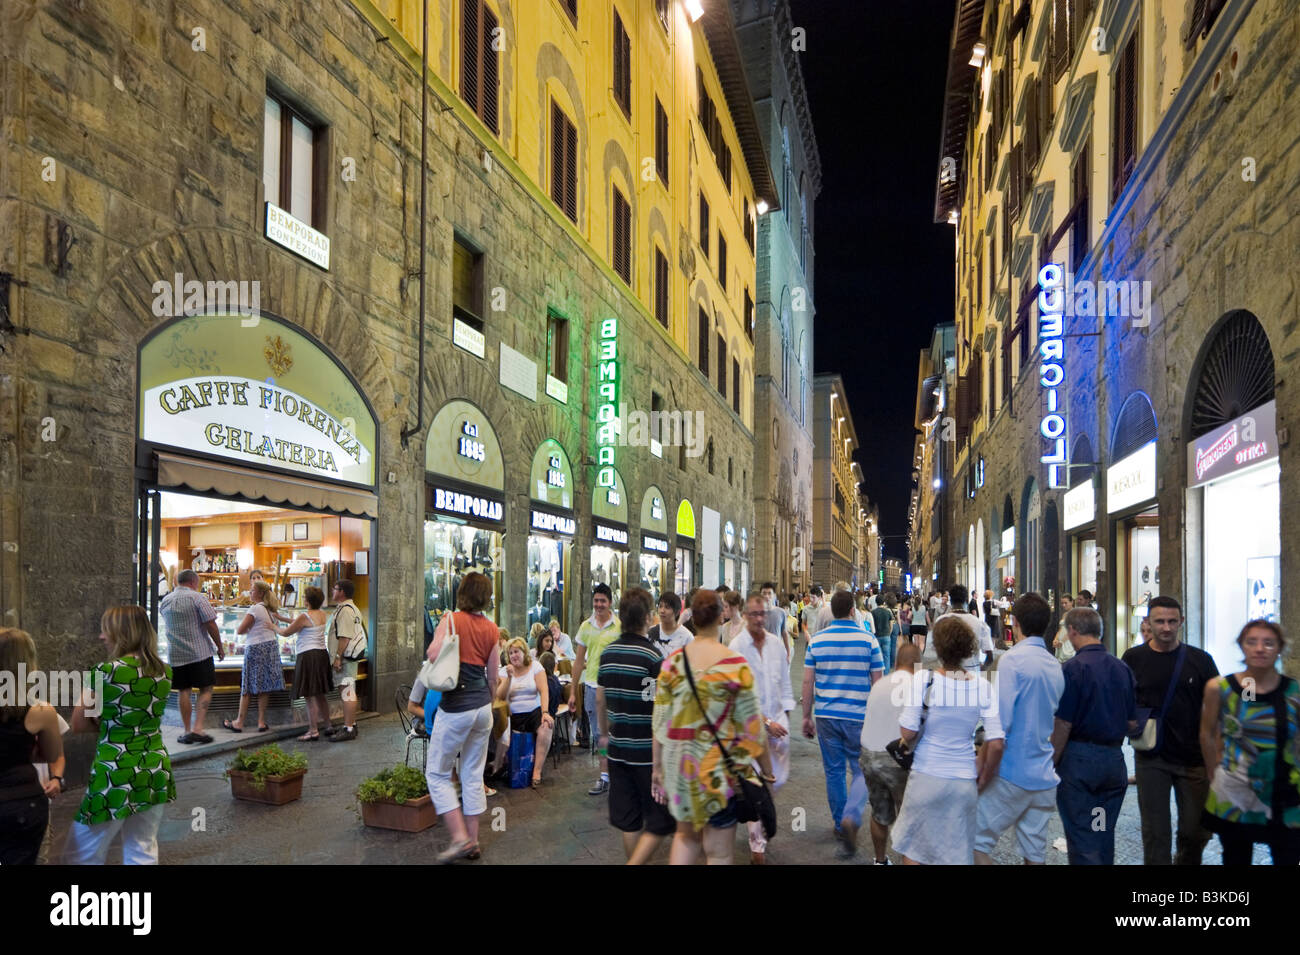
left=801, top=589, right=884, bottom=858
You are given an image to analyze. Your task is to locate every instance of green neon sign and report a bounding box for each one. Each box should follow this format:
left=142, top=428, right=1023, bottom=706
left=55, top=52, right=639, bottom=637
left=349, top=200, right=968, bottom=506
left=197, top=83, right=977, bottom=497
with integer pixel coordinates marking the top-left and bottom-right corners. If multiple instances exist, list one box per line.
left=595, top=318, right=619, bottom=488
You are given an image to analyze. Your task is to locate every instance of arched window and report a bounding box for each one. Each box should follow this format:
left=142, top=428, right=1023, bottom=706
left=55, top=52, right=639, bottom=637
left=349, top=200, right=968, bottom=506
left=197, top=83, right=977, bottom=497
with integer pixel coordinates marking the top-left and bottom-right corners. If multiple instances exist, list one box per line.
left=1189, top=310, right=1275, bottom=438
left=1111, top=392, right=1157, bottom=462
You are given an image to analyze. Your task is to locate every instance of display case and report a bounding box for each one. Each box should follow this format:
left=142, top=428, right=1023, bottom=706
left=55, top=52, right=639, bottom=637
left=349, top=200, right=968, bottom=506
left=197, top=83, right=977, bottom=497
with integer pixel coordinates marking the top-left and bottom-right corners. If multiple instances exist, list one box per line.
left=158, top=606, right=297, bottom=667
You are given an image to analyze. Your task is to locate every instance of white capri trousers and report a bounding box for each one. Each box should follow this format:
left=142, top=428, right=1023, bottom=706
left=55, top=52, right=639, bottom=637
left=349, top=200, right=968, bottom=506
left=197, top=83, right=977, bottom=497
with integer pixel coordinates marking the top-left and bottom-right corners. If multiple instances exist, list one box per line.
left=61, top=805, right=164, bottom=865
left=426, top=703, right=493, bottom=816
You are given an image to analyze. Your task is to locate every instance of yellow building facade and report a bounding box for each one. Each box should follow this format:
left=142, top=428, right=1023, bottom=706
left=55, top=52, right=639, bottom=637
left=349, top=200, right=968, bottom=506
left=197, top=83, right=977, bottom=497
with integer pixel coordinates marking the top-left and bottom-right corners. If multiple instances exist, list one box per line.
left=357, top=0, right=775, bottom=417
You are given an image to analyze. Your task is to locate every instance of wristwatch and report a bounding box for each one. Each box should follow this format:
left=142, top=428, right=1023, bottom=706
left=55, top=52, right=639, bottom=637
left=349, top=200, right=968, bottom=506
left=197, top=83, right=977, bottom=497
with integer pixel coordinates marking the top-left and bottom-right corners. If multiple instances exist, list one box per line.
left=51, top=775, right=65, bottom=792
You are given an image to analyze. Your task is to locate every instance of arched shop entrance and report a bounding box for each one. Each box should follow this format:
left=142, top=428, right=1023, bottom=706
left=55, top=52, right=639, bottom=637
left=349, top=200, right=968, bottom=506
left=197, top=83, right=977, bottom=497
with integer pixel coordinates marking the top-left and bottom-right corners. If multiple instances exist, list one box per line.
left=590, top=469, right=630, bottom=608
left=1063, top=434, right=1098, bottom=602
left=424, top=400, right=505, bottom=635
left=136, top=312, right=379, bottom=714
left=528, top=439, right=577, bottom=634
left=638, top=487, right=670, bottom=603
left=1107, top=392, right=1160, bottom=654
left=1185, top=311, right=1279, bottom=674
left=675, top=500, right=697, bottom=596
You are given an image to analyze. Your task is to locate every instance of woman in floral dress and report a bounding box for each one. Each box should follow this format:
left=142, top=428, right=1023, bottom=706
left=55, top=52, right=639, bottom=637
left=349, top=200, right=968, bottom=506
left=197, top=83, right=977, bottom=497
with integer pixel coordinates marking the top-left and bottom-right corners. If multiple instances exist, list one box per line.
left=652, top=590, right=772, bottom=864
left=63, top=605, right=177, bottom=864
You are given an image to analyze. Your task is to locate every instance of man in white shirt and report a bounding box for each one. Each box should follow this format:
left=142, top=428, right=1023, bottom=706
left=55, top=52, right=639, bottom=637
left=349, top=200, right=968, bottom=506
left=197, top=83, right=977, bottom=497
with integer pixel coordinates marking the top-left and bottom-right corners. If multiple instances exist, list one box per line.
left=731, top=594, right=794, bottom=864
left=922, top=584, right=992, bottom=671
left=646, top=591, right=692, bottom=657
left=858, top=642, right=921, bottom=864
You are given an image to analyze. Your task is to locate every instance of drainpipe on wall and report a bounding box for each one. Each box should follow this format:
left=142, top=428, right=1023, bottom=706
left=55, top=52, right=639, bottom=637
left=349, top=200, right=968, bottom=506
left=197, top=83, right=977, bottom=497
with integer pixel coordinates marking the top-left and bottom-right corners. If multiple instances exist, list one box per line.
left=400, top=0, right=430, bottom=450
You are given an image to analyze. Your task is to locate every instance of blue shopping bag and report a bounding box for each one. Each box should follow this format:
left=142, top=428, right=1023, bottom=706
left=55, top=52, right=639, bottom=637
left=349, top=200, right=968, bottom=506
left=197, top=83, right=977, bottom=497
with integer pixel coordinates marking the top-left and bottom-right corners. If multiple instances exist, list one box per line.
left=509, top=731, right=535, bottom=789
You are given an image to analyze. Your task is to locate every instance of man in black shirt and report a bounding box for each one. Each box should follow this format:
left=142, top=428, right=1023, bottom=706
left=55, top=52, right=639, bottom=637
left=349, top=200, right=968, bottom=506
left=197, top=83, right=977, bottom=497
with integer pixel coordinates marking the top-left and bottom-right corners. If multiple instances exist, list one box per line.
left=1120, top=596, right=1219, bottom=865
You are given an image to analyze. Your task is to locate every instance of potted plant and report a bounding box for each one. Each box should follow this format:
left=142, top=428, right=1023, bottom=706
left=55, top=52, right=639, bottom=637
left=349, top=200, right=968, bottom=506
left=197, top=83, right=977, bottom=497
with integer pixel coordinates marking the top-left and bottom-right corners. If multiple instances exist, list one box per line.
left=226, top=744, right=308, bottom=805
left=356, top=765, right=437, bottom=832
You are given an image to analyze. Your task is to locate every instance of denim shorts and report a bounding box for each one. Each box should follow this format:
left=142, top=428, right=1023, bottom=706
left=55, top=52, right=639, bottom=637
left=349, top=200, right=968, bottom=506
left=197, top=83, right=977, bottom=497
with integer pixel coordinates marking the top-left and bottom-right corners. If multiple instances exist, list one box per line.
left=708, top=798, right=739, bottom=829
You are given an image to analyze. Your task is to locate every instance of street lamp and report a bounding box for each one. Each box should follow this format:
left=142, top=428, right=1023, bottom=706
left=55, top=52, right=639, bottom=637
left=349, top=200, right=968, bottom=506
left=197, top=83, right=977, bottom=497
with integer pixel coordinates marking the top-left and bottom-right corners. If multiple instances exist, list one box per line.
left=685, top=0, right=704, bottom=22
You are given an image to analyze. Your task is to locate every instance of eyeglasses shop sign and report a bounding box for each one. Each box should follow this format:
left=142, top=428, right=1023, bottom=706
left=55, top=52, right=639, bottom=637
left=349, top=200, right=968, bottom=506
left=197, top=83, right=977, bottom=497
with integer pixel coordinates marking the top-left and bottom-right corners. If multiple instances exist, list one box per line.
left=1187, top=400, right=1277, bottom=488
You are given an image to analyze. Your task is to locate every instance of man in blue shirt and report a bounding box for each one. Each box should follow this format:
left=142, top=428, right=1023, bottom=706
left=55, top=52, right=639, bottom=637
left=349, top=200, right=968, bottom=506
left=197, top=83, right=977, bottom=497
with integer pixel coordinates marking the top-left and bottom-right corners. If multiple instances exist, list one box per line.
left=974, top=593, right=1064, bottom=865
left=1050, top=607, right=1139, bottom=864
left=801, top=590, right=884, bottom=858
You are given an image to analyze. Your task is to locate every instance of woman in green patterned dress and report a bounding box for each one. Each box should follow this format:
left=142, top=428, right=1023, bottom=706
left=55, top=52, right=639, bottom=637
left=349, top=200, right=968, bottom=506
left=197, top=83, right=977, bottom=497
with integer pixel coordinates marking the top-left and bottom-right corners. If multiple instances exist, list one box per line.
left=1199, top=619, right=1300, bottom=865
left=63, top=605, right=177, bottom=864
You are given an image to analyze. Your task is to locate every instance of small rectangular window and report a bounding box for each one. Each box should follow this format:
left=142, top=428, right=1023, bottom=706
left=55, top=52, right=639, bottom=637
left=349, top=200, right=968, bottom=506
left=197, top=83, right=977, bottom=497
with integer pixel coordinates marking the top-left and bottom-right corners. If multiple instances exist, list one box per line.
left=744, top=288, right=754, bottom=341
left=744, top=200, right=755, bottom=252
left=452, top=236, right=484, bottom=329
left=547, top=311, right=569, bottom=382
left=654, top=247, right=670, bottom=329
left=656, top=0, right=669, bottom=30
left=699, top=194, right=710, bottom=255
left=263, top=92, right=326, bottom=230
left=731, top=358, right=740, bottom=415
left=1112, top=27, right=1139, bottom=201
left=562, top=0, right=577, bottom=23
left=612, top=186, right=631, bottom=284
left=1071, top=140, right=1090, bottom=272
left=461, top=0, right=500, bottom=135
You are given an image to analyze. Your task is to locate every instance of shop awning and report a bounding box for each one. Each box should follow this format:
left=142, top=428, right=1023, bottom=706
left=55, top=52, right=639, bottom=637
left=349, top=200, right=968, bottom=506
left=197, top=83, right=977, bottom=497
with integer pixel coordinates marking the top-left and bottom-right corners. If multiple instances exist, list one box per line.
left=155, top=453, right=378, bottom=518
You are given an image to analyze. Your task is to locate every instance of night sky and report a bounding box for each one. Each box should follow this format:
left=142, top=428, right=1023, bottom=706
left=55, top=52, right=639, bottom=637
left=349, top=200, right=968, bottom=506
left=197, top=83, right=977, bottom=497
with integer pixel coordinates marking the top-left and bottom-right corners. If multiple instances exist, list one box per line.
left=791, top=0, right=956, bottom=561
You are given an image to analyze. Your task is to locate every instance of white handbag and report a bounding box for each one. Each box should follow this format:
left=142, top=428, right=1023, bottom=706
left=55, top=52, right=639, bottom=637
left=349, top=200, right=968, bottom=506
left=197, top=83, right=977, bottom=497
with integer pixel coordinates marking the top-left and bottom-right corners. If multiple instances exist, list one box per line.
left=419, top=610, right=461, bottom=693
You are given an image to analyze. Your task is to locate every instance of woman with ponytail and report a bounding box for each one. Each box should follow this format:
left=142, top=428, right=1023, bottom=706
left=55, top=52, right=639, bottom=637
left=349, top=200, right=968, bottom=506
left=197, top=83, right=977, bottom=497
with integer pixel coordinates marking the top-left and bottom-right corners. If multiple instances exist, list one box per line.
left=63, top=605, right=176, bottom=864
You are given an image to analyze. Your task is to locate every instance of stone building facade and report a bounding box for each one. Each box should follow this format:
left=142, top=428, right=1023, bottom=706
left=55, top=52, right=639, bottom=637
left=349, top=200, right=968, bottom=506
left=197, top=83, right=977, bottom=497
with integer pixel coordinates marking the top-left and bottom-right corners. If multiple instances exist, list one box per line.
left=734, top=0, right=820, bottom=598
left=935, top=0, right=1298, bottom=675
left=811, top=373, right=861, bottom=588
left=0, top=0, right=776, bottom=720
left=909, top=323, right=954, bottom=594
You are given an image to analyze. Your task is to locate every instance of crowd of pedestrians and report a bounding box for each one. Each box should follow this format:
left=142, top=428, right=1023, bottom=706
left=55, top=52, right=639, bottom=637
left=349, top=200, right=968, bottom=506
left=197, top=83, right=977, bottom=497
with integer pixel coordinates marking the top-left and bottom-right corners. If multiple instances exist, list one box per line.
left=3, top=571, right=1296, bottom=868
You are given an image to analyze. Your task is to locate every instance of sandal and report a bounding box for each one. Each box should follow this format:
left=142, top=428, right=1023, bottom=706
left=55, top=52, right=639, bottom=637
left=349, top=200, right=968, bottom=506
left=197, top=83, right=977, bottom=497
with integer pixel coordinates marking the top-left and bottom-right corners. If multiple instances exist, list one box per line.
left=531, top=777, right=542, bottom=789
left=257, top=725, right=270, bottom=733
left=298, top=732, right=320, bottom=742
left=221, top=719, right=242, bottom=733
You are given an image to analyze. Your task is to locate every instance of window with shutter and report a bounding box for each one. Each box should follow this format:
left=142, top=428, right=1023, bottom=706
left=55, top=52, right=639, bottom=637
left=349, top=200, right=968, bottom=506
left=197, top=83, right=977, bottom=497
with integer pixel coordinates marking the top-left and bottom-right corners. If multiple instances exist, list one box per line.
left=481, top=5, right=499, bottom=135
left=971, top=347, right=983, bottom=422
left=744, top=201, right=754, bottom=252
left=718, top=233, right=728, bottom=292
left=612, top=186, right=631, bottom=284
left=699, top=194, right=710, bottom=255
left=613, top=9, right=631, bottom=118
left=744, top=288, right=754, bottom=341
left=1073, top=0, right=1093, bottom=51
left=562, top=0, right=577, bottom=23
left=1025, top=77, right=1039, bottom=170
left=955, top=372, right=971, bottom=447
left=698, top=308, right=709, bottom=377
left=717, top=334, right=727, bottom=397
left=1071, top=140, right=1089, bottom=272
left=550, top=100, right=578, bottom=223
left=1051, top=0, right=1069, bottom=80
left=1009, top=143, right=1022, bottom=219
left=732, top=359, right=740, bottom=415
left=1112, top=28, right=1138, bottom=201
left=462, top=0, right=479, bottom=114
left=1039, top=68, right=1053, bottom=153
left=655, top=97, right=669, bottom=186
left=654, top=248, right=669, bottom=328
left=656, top=0, right=669, bottom=30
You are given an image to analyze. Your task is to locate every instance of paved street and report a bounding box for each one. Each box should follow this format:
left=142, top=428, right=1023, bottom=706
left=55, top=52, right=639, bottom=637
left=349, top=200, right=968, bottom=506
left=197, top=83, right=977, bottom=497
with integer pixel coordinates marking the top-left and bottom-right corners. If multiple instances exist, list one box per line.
left=41, top=641, right=1253, bottom=865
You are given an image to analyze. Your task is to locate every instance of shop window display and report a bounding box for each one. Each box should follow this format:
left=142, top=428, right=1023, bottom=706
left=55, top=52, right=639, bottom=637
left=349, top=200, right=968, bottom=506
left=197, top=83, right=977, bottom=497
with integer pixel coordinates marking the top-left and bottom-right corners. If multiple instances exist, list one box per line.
left=527, top=536, right=567, bottom=631
left=639, top=553, right=664, bottom=604
left=674, top=547, right=693, bottom=596
left=590, top=545, right=626, bottom=609
left=424, top=520, right=500, bottom=629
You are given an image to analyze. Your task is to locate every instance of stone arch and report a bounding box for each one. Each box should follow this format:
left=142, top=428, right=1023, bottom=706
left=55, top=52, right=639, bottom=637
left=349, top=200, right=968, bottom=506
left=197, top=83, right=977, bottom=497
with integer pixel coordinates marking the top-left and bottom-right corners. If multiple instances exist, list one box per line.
left=536, top=42, right=587, bottom=228
left=648, top=205, right=671, bottom=265
left=96, top=228, right=399, bottom=427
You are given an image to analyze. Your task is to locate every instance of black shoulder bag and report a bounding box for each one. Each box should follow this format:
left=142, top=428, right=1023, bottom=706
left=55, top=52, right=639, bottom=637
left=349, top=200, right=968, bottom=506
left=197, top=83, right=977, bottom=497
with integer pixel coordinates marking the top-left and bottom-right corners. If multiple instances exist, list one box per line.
left=681, top=651, right=778, bottom=839
left=885, top=671, right=933, bottom=772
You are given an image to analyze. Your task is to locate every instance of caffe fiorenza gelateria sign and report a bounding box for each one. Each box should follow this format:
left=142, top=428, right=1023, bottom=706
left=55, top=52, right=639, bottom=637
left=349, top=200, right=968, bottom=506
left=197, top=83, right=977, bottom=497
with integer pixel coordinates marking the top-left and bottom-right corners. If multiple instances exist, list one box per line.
left=139, top=313, right=376, bottom=487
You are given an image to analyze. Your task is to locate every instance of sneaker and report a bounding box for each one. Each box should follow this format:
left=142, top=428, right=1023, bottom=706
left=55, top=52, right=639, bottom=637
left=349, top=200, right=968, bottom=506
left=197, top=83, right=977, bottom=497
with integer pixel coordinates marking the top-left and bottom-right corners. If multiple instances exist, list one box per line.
left=320, top=725, right=337, bottom=738
left=874, top=858, right=891, bottom=865
left=836, top=820, right=859, bottom=858
left=587, top=777, right=609, bottom=795
left=328, top=726, right=358, bottom=742
left=177, top=733, right=196, bottom=744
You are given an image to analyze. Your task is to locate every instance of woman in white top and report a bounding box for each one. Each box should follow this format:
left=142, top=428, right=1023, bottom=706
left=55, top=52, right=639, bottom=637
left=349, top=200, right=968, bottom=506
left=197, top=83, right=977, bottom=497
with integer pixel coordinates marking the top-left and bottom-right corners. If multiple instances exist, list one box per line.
left=495, top=638, right=553, bottom=788
left=279, top=585, right=333, bottom=740
left=224, top=580, right=286, bottom=734
left=890, top=616, right=1005, bottom=865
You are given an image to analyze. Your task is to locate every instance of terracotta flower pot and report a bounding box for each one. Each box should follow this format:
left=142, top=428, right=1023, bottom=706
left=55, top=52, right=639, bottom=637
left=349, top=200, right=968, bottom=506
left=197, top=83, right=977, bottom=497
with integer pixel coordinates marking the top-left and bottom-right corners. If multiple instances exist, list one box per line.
left=360, top=793, right=438, bottom=832
left=228, top=768, right=307, bottom=805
